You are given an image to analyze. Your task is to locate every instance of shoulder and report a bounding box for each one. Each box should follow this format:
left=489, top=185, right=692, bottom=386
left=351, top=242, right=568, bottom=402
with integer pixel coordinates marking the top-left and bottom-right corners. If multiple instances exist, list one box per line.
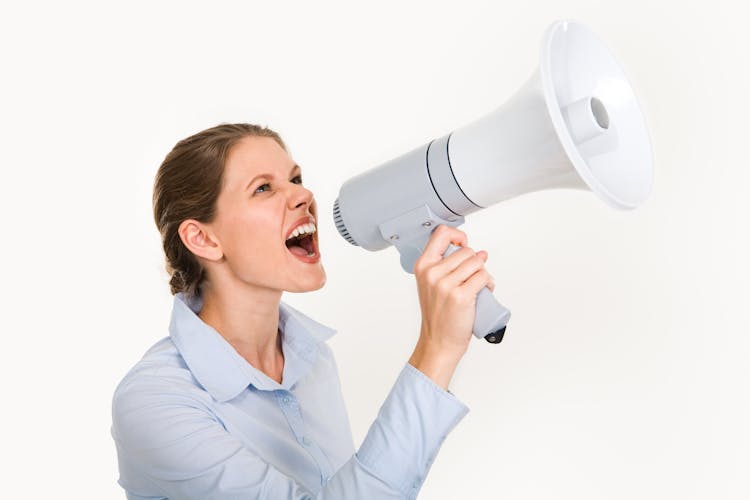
left=112, top=337, right=217, bottom=439
left=114, top=337, right=194, bottom=394
left=111, top=340, right=242, bottom=485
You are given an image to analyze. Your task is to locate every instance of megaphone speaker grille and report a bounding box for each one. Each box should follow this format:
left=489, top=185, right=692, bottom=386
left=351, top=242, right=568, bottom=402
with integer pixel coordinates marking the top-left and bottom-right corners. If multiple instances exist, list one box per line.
left=333, top=198, right=358, bottom=246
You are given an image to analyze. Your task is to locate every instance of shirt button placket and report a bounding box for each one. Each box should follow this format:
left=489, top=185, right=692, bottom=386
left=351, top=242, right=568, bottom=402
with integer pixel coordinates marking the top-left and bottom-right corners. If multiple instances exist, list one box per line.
left=277, top=391, right=303, bottom=439
left=276, top=390, right=333, bottom=485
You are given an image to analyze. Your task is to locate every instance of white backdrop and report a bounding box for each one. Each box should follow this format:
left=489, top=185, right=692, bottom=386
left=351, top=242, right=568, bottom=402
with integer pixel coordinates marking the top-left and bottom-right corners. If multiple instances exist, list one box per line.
left=1, top=1, right=748, bottom=498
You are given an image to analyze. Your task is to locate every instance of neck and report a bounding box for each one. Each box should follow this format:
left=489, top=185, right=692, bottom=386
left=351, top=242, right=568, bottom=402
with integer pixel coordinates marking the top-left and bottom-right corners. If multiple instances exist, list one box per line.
left=198, top=280, right=285, bottom=383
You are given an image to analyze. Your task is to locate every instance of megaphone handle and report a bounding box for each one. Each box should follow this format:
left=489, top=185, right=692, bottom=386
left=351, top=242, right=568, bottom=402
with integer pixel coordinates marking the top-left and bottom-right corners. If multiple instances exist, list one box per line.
left=378, top=207, right=509, bottom=344
left=444, top=244, right=511, bottom=344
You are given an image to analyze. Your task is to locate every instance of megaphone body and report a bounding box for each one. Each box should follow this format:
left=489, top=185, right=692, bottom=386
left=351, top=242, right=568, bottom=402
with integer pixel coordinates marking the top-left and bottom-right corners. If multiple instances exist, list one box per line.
left=333, top=21, right=653, bottom=343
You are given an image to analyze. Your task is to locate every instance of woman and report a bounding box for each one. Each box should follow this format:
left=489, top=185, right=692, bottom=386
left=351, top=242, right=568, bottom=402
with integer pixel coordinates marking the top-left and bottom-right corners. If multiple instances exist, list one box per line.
left=112, top=123, right=494, bottom=499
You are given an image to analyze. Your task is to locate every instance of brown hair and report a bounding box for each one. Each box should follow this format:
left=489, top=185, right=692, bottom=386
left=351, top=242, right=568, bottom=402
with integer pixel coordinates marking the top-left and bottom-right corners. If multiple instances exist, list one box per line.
left=153, top=123, right=286, bottom=297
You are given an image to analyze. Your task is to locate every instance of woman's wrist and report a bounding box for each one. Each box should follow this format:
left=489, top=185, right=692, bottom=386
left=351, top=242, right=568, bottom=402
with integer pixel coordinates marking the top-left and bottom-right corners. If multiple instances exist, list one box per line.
left=408, top=337, right=465, bottom=391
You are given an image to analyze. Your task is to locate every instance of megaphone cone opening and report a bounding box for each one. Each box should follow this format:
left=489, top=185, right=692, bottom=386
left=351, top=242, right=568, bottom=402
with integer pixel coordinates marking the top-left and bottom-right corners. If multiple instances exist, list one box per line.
left=540, top=20, right=654, bottom=210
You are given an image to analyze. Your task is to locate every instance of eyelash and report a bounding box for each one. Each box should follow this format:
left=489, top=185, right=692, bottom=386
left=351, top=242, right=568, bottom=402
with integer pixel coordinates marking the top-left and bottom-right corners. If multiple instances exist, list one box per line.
left=255, top=175, right=303, bottom=194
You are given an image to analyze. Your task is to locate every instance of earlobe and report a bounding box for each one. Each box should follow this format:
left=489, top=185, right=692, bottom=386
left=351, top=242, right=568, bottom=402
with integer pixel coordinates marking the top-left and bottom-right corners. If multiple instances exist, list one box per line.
left=178, top=220, right=223, bottom=262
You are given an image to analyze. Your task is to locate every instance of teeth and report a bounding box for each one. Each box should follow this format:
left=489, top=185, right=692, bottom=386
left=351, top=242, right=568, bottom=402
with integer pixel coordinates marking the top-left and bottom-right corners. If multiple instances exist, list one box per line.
left=287, top=222, right=317, bottom=240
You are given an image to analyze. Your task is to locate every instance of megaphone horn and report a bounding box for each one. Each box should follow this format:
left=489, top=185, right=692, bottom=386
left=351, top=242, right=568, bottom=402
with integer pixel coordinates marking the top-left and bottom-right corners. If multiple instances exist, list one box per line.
left=333, top=20, right=654, bottom=343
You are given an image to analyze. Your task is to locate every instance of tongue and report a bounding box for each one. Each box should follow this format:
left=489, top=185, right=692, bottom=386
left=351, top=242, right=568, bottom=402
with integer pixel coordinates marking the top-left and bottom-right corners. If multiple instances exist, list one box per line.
left=288, top=245, right=308, bottom=257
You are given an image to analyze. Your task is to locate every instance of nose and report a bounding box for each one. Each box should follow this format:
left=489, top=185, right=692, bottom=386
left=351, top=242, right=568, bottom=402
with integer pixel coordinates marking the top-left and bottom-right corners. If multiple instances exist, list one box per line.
left=288, top=183, right=314, bottom=211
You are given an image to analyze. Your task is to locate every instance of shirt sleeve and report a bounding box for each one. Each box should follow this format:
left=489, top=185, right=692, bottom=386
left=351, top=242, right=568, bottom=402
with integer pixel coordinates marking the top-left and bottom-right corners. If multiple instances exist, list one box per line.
left=352, top=362, right=470, bottom=498
left=112, top=362, right=469, bottom=499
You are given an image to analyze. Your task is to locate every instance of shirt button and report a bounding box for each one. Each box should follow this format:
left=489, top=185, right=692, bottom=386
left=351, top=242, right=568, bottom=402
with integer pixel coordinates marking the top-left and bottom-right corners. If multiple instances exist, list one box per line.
left=302, top=437, right=311, bottom=446
left=283, top=396, right=291, bottom=404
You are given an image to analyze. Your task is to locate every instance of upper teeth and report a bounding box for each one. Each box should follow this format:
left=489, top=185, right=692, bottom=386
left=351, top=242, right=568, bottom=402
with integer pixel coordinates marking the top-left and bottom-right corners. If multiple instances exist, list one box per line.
left=288, top=223, right=316, bottom=240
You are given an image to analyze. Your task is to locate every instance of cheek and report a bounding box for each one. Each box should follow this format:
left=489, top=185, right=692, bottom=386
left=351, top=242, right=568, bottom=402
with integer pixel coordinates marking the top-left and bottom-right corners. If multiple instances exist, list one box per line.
left=219, top=204, right=284, bottom=265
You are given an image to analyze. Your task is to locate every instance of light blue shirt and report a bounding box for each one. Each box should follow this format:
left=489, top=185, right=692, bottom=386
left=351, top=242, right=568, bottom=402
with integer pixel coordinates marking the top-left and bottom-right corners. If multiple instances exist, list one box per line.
left=112, top=293, right=469, bottom=499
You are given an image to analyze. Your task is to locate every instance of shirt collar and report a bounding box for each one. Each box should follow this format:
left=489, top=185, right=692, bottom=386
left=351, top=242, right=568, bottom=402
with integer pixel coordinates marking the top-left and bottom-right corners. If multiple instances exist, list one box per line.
left=168, top=292, right=336, bottom=402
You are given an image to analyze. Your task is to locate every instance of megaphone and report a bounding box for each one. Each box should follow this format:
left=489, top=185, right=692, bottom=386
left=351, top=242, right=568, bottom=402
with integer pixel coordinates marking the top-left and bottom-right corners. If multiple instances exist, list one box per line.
left=332, top=20, right=653, bottom=344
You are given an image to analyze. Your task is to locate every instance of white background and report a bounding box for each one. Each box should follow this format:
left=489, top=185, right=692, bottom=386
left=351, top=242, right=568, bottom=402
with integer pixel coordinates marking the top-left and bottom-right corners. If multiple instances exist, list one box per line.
left=1, top=1, right=748, bottom=498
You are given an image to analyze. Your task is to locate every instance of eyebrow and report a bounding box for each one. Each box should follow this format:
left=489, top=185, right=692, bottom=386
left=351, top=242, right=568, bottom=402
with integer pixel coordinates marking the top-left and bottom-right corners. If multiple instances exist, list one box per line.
left=245, top=164, right=301, bottom=191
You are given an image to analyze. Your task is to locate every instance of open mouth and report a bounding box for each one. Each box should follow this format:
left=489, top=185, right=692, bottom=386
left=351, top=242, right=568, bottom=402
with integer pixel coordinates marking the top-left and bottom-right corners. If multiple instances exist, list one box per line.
left=285, top=232, right=317, bottom=257
left=284, top=218, right=320, bottom=263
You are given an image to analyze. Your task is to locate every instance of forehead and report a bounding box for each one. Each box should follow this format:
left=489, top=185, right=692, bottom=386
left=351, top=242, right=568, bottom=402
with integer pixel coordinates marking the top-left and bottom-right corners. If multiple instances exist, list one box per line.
left=223, top=136, right=293, bottom=186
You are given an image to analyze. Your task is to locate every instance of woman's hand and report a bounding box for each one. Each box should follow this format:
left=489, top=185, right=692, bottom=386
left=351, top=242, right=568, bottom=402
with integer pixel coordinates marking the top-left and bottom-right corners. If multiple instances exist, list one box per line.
left=408, top=225, right=494, bottom=389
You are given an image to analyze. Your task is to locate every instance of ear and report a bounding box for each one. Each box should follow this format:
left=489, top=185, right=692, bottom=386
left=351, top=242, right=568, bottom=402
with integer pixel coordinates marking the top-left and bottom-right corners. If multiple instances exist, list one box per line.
left=178, top=219, right=223, bottom=262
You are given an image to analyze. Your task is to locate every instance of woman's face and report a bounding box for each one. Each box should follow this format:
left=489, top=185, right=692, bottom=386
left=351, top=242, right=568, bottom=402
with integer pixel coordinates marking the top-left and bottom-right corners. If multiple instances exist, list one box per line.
left=207, top=135, right=326, bottom=293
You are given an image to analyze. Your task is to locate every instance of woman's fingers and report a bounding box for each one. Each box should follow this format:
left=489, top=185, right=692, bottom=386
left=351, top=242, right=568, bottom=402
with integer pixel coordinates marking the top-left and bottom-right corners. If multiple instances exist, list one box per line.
left=415, top=225, right=493, bottom=297
left=415, top=225, right=468, bottom=271
left=429, top=246, right=478, bottom=276
left=461, top=267, right=493, bottom=297
left=440, top=250, right=489, bottom=291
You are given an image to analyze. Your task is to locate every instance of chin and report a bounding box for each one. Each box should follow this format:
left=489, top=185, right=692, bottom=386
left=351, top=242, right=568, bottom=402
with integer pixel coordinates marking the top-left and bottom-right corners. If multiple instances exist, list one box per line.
left=287, top=267, right=327, bottom=293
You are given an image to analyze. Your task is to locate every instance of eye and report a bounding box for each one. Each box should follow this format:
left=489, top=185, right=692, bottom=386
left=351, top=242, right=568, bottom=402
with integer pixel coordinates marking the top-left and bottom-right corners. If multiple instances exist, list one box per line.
left=291, top=175, right=303, bottom=185
left=255, top=183, right=271, bottom=194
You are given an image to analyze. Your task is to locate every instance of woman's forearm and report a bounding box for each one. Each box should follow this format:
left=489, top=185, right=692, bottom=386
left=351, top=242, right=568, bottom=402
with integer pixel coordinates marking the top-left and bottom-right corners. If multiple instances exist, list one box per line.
left=408, top=337, right=464, bottom=391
